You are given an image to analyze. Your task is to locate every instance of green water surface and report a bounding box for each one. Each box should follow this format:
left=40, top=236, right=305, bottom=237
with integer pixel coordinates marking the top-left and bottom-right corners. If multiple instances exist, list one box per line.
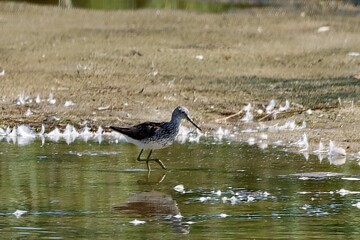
left=1, top=138, right=360, bottom=239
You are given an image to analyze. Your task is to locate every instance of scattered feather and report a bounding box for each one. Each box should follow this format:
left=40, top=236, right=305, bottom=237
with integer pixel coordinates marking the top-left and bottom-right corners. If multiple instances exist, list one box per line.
left=174, top=184, right=185, bottom=193
left=81, top=126, right=93, bottom=137
left=98, top=105, right=110, bottom=111
left=317, top=26, right=330, bottom=33
left=317, top=152, right=325, bottom=162
left=13, top=210, right=27, bottom=218
left=0, top=127, right=6, bottom=136
left=215, top=127, right=229, bottom=141
left=278, top=100, right=290, bottom=112
left=38, top=124, right=45, bottom=135
left=199, top=196, right=211, bottom=202
left=247, top=137, right=256, bottom=145
left=306, top=109, right=313, bottom=115
left=8, top=127, right=17, bottom=137
left=80, top=127, right=93, bottom=142
left=195, top=55, right=204, bottom=60
left=342, top=177, right=360, bottom=181
left=337, top=189, right=360, bottom=196
left=45, top=127, right=62, bottom=142
left=17, top=125, right=36, bottom=138
left=291, top=133, right=308, bottom=152
left=243, top=103, right=252, bottom=112
left=247, top=196, right=255, bottom=202
left=25, top=108, right=33, bottom=116
left=352, top=202, right=360, bottom=209
left=15, top=94, right=27, bottom=105
left=173, top=214, right=183, bottom=219
left=64, top=101, right=76, bottom=107
left=278, top=121, right=295, bottom=131
left=47, top=128, right=61, bottom=136
left=313, top=141, right=326, bottom=153
left=259, top=133, right=268, bottom=140
left=348, top=52, right=360, bottom=57
left=241, top=128, right=257, bottom=133
left=185, top=221, right=196, bottom=225
left=5, top=127, right=11, bottom=135
left=329, top=155, right=346, bottom=166
left=266, top=99, right=276, bottom=113
left=129, top=219, right=146, bottom=226
left=258, top=142, right=268, bottom=149
left=212, top=190, right=222, bottom=196
left=35, top=95, right=42, bottom=103
left=95, top=126, right=103, bottom=135
left=49, top=115, right=60, bottom=121
left=328, top=140, right=346, bottom=156
left=150, top=70, right=158, bottom=76
left=301, top=151, right=309, bottom=160
left=240, top=110, right=253, bottom=122
left=47, top=93, right=56, bottom=105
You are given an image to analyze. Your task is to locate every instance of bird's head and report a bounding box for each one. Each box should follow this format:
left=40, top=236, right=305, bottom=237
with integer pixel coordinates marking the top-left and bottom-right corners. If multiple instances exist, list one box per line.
left=172, top=106, right=201, bottom=131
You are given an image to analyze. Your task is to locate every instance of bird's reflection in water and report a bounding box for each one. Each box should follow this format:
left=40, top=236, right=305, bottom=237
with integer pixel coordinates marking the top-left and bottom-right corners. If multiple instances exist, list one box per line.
left=113, top=191, right=190, bottom=234
left=137, top=172, right=167, bottom=185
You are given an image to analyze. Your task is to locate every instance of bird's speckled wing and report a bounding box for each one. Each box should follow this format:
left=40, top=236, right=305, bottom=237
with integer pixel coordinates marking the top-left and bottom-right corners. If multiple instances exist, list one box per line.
left=110, top=122, right=163, bottom=141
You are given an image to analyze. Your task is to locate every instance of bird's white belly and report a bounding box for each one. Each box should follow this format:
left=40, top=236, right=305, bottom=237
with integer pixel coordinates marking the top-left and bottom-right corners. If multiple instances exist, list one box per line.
left=123, top=135, right=174, bottom=150
left=143, top=138, right=174, bottom=149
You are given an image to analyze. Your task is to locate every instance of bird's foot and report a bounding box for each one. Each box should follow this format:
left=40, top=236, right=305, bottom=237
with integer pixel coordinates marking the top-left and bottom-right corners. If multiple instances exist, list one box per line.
left=155, top=159, right=167, bottom=170
left=137, top=157, right=166, bottom=171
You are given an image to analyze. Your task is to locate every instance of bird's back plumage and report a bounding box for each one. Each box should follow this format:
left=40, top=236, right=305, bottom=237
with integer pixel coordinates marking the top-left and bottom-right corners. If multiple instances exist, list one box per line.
left=110, top=120, right=179, bottom=150
left=110, top=122, right=163, bottom=141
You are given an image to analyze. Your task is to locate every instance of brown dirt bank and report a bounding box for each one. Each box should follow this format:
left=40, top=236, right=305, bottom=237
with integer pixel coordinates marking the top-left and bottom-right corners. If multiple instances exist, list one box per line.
left=0, top=2, right=359, bottom=155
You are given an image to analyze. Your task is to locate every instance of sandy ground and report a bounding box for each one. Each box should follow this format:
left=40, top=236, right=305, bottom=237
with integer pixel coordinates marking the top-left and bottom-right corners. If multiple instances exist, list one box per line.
left=0, top=2, right=359, bottom=156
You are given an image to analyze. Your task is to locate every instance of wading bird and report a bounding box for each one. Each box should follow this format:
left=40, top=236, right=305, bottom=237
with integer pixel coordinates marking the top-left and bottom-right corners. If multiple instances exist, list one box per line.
left=110, top=106, right=201, bottom=171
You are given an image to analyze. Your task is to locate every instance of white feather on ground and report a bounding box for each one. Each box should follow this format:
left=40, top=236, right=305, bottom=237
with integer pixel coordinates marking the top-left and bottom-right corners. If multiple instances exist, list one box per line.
left=328, top=140, right=346, bottom=156
left=291, top=133, right=309, bottom=152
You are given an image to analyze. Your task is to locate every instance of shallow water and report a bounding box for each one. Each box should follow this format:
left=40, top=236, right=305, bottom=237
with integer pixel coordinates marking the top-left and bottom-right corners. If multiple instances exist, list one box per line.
left=1, top=138, right=360, bottom=239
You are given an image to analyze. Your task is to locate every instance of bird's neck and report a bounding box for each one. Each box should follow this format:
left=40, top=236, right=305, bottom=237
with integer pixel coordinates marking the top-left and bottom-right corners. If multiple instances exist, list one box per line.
left=170, top=116, right=182, bottom=129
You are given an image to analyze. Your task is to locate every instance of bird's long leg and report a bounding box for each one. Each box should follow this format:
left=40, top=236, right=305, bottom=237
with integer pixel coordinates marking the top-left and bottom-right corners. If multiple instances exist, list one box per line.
left=146, top=162, right=151, bottom=171
left=147, top=150, right=153, bottom=159
left=136, top=149, right=145, bottom=161
left=146, top=150, right=152, bottom=171
left=143, top=150, right=151, bottom=171
left=136, top=149, right=167, bottom=170
left=136, top=149, right=152, bottom=171
left=146, top=150, right=166, bottom=169
left=155, top=159, right=167, bottom=170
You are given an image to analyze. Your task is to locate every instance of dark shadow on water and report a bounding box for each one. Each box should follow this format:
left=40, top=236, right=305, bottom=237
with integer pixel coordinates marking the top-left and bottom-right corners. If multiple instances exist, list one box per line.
left=113, top=191, right=190, bottom=234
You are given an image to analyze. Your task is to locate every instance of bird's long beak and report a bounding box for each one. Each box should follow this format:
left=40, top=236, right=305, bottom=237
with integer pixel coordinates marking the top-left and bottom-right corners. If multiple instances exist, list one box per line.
left=186, top=116, right=202, bottom=131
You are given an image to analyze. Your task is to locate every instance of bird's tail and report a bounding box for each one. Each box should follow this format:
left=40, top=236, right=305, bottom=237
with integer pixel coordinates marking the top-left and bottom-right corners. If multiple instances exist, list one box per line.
left=109, top=126, right=125, bottom=134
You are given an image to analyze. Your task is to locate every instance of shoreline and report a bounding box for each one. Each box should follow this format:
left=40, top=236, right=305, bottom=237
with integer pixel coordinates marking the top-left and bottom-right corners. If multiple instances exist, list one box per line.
left=0, top=2, right=359, bottom=157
